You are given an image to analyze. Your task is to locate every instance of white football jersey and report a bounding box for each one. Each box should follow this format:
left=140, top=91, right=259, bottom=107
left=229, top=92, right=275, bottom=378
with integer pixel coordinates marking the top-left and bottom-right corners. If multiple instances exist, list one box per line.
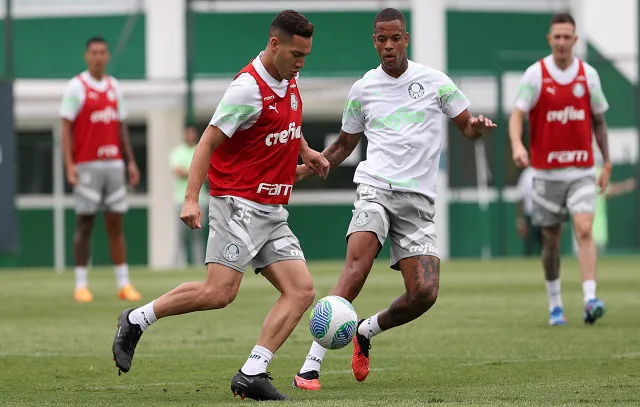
left=342, top=60, right=470, bottom=200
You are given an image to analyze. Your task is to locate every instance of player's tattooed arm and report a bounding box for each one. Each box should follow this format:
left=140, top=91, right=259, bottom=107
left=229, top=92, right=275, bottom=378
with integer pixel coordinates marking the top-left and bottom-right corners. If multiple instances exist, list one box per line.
left=323, top=130, right=362, bottom=168
left=295, top=130, right=361, bottom=182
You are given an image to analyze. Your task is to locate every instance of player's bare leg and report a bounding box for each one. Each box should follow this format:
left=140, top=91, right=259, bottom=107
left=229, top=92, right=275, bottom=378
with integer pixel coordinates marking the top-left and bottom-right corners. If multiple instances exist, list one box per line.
left=541, top=224, right=566, bottom=325
left=104, top=212, right=141, bottom=301
left=112, top=262, right=243, bottom=375
left=572, top=212, right=605, bottom=324
left=73, top=215, right=95, bottom=302
left=294, top=231, right=378, bottom=390
left=254, top=260, right=315, bottom=353
left=230, top=259, right=315, bottom=400
left=347, top=255, right=439, bottom=382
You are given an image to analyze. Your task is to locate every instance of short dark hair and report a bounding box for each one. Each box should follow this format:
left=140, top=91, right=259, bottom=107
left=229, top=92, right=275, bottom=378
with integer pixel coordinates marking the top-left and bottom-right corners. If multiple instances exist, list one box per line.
left=374, top=8, right=406, bottom=30
left=269, top=10, right=314, bottom=39
left=551, top=12, right=576, bottom=27
left=86, top=36, right=107, bottom=50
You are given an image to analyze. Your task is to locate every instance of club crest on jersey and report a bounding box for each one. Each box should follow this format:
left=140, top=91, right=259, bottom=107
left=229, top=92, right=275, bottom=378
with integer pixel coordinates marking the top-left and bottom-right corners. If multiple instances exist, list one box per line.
left=572, top=83, right=585, bottom=98
left=408, top=82, right=424, bottom=99
left=290, top=93, right=299, bottom=111
left=223, top=243, right=240, bottom=262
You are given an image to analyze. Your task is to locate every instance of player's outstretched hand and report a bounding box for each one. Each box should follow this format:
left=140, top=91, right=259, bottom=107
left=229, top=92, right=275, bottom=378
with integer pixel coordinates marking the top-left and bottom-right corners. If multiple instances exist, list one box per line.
left=180, top=200, right=202, bottom=229
left=469, top=114, right=497, bottom=135
left=295, top=164, right=315, bottom=183
left=302, top=149, right=330, bottom=179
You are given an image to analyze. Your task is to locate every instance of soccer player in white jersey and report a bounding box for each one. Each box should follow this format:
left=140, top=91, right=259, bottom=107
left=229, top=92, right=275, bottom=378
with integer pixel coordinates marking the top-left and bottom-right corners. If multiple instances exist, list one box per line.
left=509, top=13, right=611, bottom=326
left=292, top=8, right=496, bottom=390
left=60, top=36, right=142, bottom=303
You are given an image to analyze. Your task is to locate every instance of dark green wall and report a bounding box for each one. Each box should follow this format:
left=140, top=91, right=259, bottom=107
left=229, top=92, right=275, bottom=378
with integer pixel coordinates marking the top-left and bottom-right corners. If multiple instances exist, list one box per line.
left=194, top=11, right=411, bottom=78
left=0, top=208, right=148, bottom=268
left=0, top=15, right=146, bottom=79
left=447, top=11, right=554, bottom=74
left=0, top=205, right=393, bottom=269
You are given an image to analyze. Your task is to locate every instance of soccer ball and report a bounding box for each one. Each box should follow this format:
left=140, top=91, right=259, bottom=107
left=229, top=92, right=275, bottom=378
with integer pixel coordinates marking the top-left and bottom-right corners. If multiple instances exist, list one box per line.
left=309, top=295, right=358, bottom=350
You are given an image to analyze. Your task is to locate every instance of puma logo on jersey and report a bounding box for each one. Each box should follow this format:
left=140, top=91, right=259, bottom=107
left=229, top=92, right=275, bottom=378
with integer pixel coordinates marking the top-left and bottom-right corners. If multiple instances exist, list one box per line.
left=268, top=104, right=278, bottom=114
left=547, top=150, right=589, bottom=164
left=546, top=106, right=585, bottom=124
left=257, top=183, right=293, bottom=197
left=264, top=121, right=302, bottom=146
left=546, top=86, right=555, bottom=95
left=90, top=106, right=118, bottom=124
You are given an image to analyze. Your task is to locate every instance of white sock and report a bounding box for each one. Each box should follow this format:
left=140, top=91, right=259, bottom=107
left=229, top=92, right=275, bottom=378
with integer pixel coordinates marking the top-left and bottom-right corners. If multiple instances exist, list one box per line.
left=241, top=345, right=273, bottom=376
left=128, top=301, right=157, bottom=331
left=357, top=312, right=383, bottom=340
left=582, top=280, right=597, bottom=303
left=545, top=279, right=563, bottom=311
left=299, top=341, right=327, bottom=374
left=75, top=266, right=88, bottom=290
left=114, top=263, right=130, bottom=289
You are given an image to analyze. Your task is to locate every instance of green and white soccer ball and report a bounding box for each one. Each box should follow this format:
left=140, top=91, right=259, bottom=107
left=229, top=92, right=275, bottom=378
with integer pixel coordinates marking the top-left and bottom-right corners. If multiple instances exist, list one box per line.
left=309, top=295, right=358, bottom=350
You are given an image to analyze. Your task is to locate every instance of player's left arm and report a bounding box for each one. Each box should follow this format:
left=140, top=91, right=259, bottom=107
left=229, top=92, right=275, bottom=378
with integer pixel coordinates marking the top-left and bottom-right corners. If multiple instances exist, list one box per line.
left=119, top=122, right=140, bottom=187
left=437, top=73, right=496, bottom=139
left=451, top=110, right=497, bottom=140
left=113, top=80, right=140, bottom=187
left=589, top=66, right=612, bottom=192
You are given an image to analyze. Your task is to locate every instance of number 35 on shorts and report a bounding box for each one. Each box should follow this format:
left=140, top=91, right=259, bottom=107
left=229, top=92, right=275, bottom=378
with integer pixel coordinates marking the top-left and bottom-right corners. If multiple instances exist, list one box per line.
left=358, top=185, right=376, bottom=201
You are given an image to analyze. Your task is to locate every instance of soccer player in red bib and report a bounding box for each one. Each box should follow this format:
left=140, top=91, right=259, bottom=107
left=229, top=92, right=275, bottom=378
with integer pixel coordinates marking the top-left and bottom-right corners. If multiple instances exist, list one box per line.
left=509, top=13, right=611, bottom=326
left=111, top=10, right=329, bottom=401
left=60, top=36, right=142, bottom=303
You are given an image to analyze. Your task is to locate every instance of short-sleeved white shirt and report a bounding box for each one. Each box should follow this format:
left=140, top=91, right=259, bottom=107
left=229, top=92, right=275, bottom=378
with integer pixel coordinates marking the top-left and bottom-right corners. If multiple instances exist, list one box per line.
left=513, top=55, right=609, bottom=180
left=59, top=71, right=127, bottom=121
left=342, top=60, right=470, bottom=200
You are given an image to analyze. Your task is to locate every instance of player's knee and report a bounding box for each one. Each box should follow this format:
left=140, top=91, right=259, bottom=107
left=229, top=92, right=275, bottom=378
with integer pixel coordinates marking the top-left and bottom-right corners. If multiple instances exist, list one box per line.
left=542, top=226, right=561, bottom=249
left=573, top=222, right=592, bottom=242
left=200, top=285, right=237, bottom=310
left=75, top=217, right=94, bottom=240
left=413, top=281, right=438, bottom=312
left=286, top=281, right=315, bottom=311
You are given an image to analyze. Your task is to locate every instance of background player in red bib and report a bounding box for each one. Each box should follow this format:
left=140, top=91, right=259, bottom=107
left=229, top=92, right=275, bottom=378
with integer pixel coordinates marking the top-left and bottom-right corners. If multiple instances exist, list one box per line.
left=509, top=13, right=610, bottom=326
left=111, top=10, right=329, bottom=401
left=60, top=37, right=142, bottom=303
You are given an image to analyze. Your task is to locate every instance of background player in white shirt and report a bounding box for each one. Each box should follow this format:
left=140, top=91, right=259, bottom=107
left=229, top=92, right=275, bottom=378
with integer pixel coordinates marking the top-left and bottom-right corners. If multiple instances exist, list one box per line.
left=509, top=13, right=610, bottom=325
left=292, top=8, right=496, bottom=391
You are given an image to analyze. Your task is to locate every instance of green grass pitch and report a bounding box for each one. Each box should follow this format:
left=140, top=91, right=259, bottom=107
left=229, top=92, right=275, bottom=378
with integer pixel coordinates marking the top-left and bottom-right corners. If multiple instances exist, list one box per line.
left=1, top=257, right=639, bottom=406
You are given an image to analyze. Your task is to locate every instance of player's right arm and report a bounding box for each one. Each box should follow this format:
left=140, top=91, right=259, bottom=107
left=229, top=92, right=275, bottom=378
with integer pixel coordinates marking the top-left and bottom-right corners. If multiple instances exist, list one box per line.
left=180, top=125, right=227, bottom=229
left=296, top=82, right=364, bottom=182
left=59, top=79, right=83, bottom=187
left=181, top=73, right=261, bottom=229
left=509, top=64, right=540, bottom=168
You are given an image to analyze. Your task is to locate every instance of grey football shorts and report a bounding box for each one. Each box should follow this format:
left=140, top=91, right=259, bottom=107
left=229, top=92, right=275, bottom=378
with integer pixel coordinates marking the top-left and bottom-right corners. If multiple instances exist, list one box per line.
left=346, top=183, right=439, bottom=270
left=205, top=196, right=305, bottom=273
left=74, top=161, right=128, bottom=215
left=531, top=174, right=596, bottom=227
